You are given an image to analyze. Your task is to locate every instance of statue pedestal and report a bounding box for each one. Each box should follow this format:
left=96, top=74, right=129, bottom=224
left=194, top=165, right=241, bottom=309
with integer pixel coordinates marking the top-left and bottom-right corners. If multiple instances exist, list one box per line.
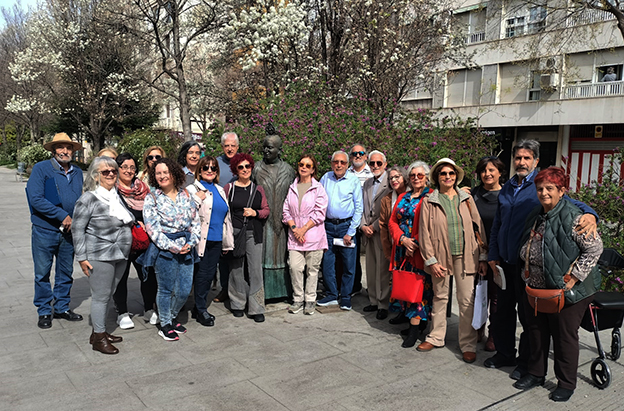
left=263, top=267, right=292, bottom=300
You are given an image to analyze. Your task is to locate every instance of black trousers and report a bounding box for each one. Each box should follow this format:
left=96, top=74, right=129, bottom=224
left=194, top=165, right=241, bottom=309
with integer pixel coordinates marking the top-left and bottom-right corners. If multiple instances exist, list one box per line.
left=490, top=261, right=530, bottom=369
left=524, top=294, right=592, bottom=390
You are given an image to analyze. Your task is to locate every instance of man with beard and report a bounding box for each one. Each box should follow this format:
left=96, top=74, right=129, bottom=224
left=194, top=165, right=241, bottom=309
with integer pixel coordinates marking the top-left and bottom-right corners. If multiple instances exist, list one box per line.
left=485, top=139, right=598, bottom=380
left=26, top=133, right=84, bottom=329
left=360, top=150, right=392, bottom=319
left=252, top=130, right=296, bottom=299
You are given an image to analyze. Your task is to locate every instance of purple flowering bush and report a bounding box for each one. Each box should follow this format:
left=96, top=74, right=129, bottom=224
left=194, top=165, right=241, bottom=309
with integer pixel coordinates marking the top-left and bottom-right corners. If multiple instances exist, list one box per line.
left=571, top=148, right=624, bottom=292
left=207, top=81, right=497, bottom=178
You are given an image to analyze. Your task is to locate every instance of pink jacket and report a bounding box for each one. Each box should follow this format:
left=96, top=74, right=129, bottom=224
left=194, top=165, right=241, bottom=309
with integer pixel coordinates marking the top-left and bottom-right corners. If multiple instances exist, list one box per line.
left=282, top=178, right=328, bottom=251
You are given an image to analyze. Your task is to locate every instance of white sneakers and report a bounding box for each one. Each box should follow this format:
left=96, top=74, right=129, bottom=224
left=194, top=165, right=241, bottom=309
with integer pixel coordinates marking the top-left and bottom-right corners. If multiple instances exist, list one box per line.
left=144, top=309, right=159, bottom=325
left=117, top=313, right=135, bottom=329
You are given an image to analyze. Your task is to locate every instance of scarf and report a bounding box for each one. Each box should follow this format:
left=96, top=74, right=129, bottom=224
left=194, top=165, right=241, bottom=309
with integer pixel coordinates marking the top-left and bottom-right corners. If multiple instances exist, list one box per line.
left=94, top=186, right=134, bottom=224
left=116, top=178, right=150, bottom=211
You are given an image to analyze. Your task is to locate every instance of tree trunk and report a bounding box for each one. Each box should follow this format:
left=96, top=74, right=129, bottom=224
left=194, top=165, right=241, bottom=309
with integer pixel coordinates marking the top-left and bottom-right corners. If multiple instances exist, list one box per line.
left=172, top=4, right=193, bottom=142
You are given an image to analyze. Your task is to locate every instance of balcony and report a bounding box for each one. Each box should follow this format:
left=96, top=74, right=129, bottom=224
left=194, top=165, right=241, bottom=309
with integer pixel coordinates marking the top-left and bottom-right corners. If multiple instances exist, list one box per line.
left=566, top=7, right=622, bottom=27
left=465, top=31, right=486, bottom=44
left=563, top=80, right=624, bottom=99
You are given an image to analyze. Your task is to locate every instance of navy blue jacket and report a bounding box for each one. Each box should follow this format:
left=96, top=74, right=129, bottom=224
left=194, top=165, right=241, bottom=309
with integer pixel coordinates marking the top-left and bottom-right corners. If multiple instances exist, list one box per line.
left=26, top=159, right=83, bottom=232
left=488, top=170, right=598, bottom=265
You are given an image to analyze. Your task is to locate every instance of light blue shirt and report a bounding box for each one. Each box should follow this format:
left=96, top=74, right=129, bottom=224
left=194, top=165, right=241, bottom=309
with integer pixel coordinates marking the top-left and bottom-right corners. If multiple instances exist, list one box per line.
left=511, top=168, right=538, bottom=196
left=320, top=171, right=363, bottom=237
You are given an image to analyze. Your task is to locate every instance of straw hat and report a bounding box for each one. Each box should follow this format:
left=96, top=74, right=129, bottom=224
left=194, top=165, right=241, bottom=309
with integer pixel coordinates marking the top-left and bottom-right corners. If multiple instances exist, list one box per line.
left=429, top=157, right=465, bottom=184
left=43, top=133, right=83, bottom=152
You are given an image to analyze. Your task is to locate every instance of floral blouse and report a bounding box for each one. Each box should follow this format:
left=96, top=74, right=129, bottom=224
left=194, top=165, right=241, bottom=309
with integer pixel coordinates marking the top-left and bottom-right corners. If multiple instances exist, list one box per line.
left=520, top=215, right=603, bottom=289
left=143, top=188, right=201, bottom=253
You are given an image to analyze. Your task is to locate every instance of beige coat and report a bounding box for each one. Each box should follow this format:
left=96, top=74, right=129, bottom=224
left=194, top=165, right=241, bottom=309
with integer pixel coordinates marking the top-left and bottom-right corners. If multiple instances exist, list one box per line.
left=187, top=180, right=234, bottom=256
left=419, top=189, right=487, bottom=275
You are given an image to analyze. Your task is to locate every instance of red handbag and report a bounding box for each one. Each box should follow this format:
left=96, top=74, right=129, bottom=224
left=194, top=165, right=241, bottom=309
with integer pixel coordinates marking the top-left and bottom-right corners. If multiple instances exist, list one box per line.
left=131, top=223, right=150, bottom=252
left=391, top=259, right=425, bottom=304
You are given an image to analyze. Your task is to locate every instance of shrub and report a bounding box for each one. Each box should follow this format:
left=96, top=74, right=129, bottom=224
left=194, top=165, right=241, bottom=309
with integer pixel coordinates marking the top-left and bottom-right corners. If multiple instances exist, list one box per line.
left=17, top=144, right=51, bottom=167
left=116, top=128, right=184, bottom=162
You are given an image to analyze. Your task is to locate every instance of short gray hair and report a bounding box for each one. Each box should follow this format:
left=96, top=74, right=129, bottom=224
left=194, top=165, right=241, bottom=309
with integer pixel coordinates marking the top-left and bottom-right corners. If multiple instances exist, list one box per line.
left=513, top=139, right=540, bottom=160
left=221, top=132, right=239, bottom=145
left=331, top=150, right=348, bottom=162
left=350, top=143, right=367, bottom=155
left=84, top=156, right=118, bottom=192
left=368, top=150, right=386, bottom=162
left=407, top=161, right=430, bottom=189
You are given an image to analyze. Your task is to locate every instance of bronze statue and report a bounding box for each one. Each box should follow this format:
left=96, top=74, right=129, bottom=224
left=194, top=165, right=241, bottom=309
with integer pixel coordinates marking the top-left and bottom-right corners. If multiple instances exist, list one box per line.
left=252, top=128, right=296, bottom=300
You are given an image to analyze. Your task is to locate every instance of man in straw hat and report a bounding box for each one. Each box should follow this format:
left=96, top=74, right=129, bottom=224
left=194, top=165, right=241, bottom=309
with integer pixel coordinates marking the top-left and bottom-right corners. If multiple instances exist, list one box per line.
left=26, top=133, right=84, bottom=329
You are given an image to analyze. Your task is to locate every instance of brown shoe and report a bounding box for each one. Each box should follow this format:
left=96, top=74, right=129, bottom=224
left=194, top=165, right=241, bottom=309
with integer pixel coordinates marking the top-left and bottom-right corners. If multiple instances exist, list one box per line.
left=89, top=331, right=123, bottom=344
left=463, top=351, right=477, bottom=363
left=213, top=289, right=229, bottom=303
left=484, top=335, right=496, bottom=352
left=91, top=332, right=119, bottom=355
left=416, top=341, right=439, bottom=352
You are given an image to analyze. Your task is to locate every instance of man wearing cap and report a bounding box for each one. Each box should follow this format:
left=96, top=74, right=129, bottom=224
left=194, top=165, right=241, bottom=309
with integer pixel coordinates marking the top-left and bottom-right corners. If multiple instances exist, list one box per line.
left=26, top=133, right=84, bottom=329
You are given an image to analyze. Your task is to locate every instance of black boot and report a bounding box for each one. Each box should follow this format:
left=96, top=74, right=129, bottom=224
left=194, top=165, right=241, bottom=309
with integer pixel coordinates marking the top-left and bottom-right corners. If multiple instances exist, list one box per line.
left=402, top=324, right=420, bottom=348
left=389, top=312, right=409, bottom=325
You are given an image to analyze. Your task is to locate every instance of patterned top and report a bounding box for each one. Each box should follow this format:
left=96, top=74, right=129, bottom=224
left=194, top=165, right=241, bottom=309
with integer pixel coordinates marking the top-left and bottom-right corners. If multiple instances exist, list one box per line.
left=143, top=188, right=201, bottom=253
left=439, top=193, right=464, bottom=256
left=392, top=188, right=429, bottom=272
left=520, top=215, right=603, bottom=288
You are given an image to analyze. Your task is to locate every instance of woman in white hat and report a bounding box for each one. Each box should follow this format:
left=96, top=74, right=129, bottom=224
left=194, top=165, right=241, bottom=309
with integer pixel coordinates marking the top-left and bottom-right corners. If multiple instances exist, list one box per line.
left=416, top=158, right=488, bottom=364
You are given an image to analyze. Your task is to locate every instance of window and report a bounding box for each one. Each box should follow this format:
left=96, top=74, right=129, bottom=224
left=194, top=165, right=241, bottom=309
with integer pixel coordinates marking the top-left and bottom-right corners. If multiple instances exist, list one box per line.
left=528, top=71, right=541, bottom=101
left=528, top=6, right=547, bottom=34
left=597, top=65, right=622, bottom=82
left=505, top=17, right=525, bottom=38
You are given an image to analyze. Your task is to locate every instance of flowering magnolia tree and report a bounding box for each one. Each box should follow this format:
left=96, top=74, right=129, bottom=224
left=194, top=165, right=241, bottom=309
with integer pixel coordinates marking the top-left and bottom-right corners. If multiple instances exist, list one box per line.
left=209, top=81, right=497, bottom=177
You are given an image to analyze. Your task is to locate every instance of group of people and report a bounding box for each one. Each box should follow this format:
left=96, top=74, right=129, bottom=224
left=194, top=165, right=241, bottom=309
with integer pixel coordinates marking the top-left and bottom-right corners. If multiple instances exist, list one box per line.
left=27, top=133, right=603, bottom=402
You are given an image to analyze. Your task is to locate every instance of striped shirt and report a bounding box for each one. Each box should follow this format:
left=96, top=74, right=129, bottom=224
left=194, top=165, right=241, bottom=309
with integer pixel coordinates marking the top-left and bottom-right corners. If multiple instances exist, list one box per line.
left=439, top=193, right=464, bottom=256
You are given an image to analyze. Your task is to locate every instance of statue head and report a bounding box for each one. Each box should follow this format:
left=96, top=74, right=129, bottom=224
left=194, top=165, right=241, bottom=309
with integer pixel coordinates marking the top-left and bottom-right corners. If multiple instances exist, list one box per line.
left=262, top=134, right=283, bottom=165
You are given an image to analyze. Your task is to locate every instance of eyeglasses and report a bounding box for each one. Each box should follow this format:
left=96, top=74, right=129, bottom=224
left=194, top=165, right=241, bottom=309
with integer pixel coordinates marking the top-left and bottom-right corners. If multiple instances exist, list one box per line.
left=100, top=169, right=118, bottom=177
left=409, top=173, right=426, bottom=180
left=202, top=165, right=218, bottom=172
left=332, top=160, right=347, bottom=165
left=298, top=162, right=313, bottom=169
left=147, top=155, right=162, bottom=161
left=120, top=165, right=136, bottom=171
left=350, top=151, right=366, bottom=157
left=370, top=161, right=384, bottom=167
left=237, top=163, right=252, bottom=170
left=389, top=175, right=402, bottom=181
left=439, top=171, right=456, bottom=177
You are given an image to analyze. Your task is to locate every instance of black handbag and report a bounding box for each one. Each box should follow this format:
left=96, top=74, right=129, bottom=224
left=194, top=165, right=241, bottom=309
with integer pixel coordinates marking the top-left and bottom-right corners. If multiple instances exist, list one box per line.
left=229, top=183, right=257, bottom=259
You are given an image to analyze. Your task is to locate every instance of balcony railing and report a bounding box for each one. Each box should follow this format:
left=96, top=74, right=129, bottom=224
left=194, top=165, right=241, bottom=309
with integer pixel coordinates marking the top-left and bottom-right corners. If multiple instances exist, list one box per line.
left=563, top=80, right=624, bottom=99
left=465, top=31, right=486, bottom=44
left=566, top=7, right=622, bottom=27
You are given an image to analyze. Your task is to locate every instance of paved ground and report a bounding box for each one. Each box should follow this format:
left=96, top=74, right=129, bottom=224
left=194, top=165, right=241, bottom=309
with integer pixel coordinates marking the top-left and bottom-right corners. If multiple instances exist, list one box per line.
left=1, top=165, right=623, bottom=411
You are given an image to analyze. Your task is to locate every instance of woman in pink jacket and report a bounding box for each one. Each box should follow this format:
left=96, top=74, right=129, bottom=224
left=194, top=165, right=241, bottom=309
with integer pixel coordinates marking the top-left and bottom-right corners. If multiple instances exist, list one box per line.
left=283, top=154, right=328, bottom=315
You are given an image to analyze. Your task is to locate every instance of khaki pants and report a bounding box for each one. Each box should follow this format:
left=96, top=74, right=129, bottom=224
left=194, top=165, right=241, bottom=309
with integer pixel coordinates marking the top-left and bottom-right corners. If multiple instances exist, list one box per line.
left=289, top=250, right=323, bottom=303
left=425, top=256, right=477, bottom=353
left=365, top=233, right=391, bottom=309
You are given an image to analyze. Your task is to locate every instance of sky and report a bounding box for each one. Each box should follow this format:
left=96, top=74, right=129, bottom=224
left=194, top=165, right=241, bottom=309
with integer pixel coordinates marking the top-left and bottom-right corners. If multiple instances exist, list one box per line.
left=0, top=0, right=38, bottom=12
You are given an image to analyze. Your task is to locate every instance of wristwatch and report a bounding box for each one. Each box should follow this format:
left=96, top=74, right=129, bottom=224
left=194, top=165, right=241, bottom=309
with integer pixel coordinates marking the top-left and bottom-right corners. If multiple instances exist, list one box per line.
left=291, top=225, right=296, bottom=230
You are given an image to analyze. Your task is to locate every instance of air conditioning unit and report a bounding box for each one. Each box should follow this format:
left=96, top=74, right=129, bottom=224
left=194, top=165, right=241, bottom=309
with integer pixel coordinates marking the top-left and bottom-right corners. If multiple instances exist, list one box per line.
left=540, top=73, right=559, bottom=89
left=539, top=56, right=560, bottom=72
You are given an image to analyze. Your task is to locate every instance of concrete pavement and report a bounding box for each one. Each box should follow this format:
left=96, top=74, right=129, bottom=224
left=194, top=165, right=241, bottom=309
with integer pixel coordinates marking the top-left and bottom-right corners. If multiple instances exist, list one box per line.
left=0, top=165, right=622, bottom=410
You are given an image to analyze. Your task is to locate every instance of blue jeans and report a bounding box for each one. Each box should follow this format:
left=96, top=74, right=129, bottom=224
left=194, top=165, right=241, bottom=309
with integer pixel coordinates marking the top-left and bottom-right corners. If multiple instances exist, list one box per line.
left=154, top=253, right=194, bottom=327
left=31, top=225, right=75, bottom=315
left=322, top=221, right=356, bottom=305
left=194, top=241, right=222, bottom=313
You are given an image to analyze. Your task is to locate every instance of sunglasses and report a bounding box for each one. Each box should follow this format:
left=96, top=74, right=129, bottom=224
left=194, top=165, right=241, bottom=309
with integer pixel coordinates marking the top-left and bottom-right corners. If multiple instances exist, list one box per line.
left=389, top=175, right=402, bottom=181
left=237, top=163, right=252, bottom=170
left=370, top=161, right=384, bottom=167
left=439, top=171, right=456, bottom=177
left=202, top=165, right=218, bottom=172
left=120, top=165, right=136, bottom=171
left=100, top=169, right=118, bottom=177
left=350, top=151, right=366, bottom=157
left=298, top=162, right=313, bottom=169
left=409, top=173, right=426, bottom=180
left=147, top=155, right=162, bottom=161
left=332, top=160, right=348, bottom=165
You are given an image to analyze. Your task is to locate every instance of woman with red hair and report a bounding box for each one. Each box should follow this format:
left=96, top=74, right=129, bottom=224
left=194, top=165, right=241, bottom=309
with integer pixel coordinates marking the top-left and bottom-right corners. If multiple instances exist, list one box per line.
left=514, top=167, right=603, bottom=402
left=224, top=153, right=270, bottom=322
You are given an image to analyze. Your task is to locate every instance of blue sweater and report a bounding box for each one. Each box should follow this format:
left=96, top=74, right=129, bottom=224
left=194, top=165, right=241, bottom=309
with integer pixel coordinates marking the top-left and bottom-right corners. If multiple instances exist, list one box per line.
left=488, top=170, right=597, bottom=265
left=26, top=159, right=83, bottom=232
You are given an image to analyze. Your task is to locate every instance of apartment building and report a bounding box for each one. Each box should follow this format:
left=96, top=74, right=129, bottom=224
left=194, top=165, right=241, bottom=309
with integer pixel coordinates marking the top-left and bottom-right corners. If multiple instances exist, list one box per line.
left=403, top=0, right=624, bottom=189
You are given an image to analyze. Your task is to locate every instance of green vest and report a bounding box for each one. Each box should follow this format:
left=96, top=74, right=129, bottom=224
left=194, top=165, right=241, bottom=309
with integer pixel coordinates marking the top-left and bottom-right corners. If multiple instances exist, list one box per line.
left=522, top=199, right=600, bottom=305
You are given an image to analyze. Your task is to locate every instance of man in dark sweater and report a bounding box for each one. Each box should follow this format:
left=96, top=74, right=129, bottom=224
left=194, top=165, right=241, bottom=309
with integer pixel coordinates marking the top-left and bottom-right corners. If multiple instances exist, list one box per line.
left=484, top=139, right=598, bottom=380
left=26, top=133, right=84, bottom=329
